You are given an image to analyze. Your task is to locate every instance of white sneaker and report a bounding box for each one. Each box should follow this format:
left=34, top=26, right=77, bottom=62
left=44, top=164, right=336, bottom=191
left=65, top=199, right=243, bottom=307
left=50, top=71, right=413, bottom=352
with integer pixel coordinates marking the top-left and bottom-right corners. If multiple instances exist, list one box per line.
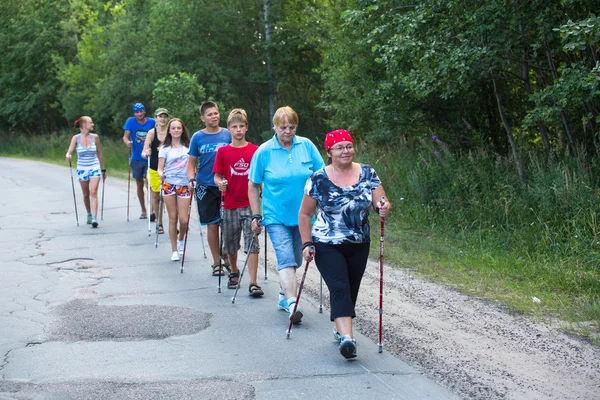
left=177, top=240, right=185, bottom=255
left=287, top=298, right=303, bottom=325
left=171, top=251, right=180, bottom=262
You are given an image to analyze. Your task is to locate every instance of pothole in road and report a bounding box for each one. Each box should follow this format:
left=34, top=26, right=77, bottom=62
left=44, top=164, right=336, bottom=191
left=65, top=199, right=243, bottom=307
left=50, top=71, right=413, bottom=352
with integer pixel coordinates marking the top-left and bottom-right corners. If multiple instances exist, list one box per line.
left=49, top=300, right=211, bottom=342
left=0, top=379, right=254, bottom=400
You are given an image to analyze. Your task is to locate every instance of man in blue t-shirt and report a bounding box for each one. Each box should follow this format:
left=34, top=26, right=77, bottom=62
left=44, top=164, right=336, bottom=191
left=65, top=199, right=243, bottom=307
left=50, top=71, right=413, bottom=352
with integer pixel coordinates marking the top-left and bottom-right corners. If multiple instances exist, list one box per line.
left=187, top=101, right=232, bottom=275
left=123, top=103, right=156, bottom=219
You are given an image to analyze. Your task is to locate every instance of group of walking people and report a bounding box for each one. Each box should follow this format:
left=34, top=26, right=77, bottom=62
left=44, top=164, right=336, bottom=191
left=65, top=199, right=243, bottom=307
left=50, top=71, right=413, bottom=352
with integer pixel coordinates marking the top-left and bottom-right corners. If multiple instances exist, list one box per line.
left=66, top=102, right=391, bottom=360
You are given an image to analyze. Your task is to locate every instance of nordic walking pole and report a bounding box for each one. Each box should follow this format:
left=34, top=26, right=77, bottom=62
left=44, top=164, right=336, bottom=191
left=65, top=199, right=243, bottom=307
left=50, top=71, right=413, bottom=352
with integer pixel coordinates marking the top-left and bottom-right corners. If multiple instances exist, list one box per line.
left=217, top=182, right=227, bottom=293
left=378, top=196, right=386, bottom=353
left=319, top=275, right=323, bottom=313
left=264, top=230, right=268, bottom=280
left=147, top=157, right=151, bottom=236
left=231, top=233, right=257, bottom=304
left=68, top=158, right=79, bottom=226
left=286, top=247, right=314, bottom=339
left=100, top=172, right=105, bottom=221
left=180, top=195, right=193, bottom=273
left=195, top=191, right=207, bottom=258
left=154, top=182, right=163, bottom=248
left=260, top=188, right=268, bottom=280
left=126, top=148, right=131, bottom=222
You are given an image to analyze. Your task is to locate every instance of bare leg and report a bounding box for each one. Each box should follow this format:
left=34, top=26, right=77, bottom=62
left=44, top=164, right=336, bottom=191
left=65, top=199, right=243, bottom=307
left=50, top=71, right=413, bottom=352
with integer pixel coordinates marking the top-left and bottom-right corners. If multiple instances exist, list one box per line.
left=163, top=195, right=177, bottom=252
left=248, top=253, right=259, bottom=284
left=207, top=223, right=220, bottom=265
left=89, top=177, right=100, bottom=216
left=151, top=190, right=160, bottom=222
left=278, top=267, right=298, bottom=299
left=136, top=178, right=146, bottom=214
left=228, top=251, right=239, bottom=274
left=176, top=196, right=189, bottom=241
left=335, top=317, right=353, bottom=338
left=79, top=180, right=91, bottom=214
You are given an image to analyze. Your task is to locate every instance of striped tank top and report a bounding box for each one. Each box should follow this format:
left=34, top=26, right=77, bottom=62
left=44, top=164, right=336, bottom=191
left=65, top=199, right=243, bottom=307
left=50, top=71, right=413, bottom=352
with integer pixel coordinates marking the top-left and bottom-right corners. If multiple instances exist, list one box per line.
left=76, top=134, right=100, bottom=169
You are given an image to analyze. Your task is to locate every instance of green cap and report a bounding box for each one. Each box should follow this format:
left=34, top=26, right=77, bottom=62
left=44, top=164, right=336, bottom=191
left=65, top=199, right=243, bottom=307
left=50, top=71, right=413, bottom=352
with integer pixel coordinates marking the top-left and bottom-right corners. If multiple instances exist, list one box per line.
left=154, top=108, right=169, bottom=116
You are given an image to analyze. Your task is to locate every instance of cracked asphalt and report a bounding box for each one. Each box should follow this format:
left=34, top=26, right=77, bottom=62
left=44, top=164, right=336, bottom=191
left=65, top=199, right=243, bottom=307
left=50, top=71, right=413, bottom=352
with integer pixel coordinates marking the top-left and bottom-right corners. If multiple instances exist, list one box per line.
left=0, top=158, right=458, bottom=400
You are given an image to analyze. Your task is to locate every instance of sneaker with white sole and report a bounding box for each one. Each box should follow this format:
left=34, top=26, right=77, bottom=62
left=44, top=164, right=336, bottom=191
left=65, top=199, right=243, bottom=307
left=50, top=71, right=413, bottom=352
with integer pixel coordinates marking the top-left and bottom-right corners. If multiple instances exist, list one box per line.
left=177, top=240, right=185, bottom=255
left=278, top=290, right=289, bottom=312
left=86, top=214, right=92, bottom=224
left=171, top=251, right=180, bottom=262
left=287, top=298, right=303, bottom=325
left=339, top=335, right=357, bottom=359
left=333, top=329, right=342, bottom=343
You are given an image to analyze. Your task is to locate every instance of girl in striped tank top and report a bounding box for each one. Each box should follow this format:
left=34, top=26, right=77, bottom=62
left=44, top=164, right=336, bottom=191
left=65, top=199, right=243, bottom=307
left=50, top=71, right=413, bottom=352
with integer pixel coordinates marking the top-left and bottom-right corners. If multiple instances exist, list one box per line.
left=66, top=116, right=106, bottom=228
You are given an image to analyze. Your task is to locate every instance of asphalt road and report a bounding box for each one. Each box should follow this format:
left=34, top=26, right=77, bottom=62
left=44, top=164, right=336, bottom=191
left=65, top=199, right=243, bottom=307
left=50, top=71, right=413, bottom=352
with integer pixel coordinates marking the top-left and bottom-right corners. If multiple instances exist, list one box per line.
left=0, top=157, right=459, bottom=400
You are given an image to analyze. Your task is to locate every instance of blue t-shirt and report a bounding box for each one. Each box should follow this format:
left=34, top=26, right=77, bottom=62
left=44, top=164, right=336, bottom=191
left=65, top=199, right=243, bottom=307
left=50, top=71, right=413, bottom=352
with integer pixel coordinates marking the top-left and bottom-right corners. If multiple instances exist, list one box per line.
left=188, top=128, right=232, bottom=185
left=123, top=117, right=156, bottom=161
left=248, top=133, right=325, bottom=227
left=305, top=164, right=381, bottom=244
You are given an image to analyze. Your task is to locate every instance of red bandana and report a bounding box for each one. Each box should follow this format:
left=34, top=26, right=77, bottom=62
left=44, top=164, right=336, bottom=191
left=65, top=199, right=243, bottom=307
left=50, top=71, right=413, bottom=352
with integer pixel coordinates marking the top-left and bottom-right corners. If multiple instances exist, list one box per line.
left=324, top=129, right=354, bottom=152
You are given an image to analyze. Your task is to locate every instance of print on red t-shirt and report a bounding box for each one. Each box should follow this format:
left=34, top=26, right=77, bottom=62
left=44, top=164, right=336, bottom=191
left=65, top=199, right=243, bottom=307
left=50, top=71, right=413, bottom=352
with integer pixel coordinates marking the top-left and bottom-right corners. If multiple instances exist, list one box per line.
left=213, top=143, right=259, bottom=209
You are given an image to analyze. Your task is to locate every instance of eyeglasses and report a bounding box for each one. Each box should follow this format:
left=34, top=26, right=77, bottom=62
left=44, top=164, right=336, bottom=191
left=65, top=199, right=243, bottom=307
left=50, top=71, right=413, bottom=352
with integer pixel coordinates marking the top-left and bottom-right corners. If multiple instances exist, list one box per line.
left=330, top=144, right=354, bottom=152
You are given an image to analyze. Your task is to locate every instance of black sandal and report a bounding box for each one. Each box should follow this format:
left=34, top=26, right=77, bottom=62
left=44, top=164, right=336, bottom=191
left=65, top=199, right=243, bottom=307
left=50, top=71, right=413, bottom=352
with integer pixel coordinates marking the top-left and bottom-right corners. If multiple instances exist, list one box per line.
left=248, top=283, right=264, bottom=297
left=211, top=264, right=224, bottom=276
left=228, top=272, right=239, bottom=289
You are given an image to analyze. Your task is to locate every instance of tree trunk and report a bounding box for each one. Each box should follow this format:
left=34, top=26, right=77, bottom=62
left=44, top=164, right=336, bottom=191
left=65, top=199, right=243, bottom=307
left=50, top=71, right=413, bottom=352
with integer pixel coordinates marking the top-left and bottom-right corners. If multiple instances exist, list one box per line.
left=492, top=77, right=525, bottom=185
left=545, top=46, right=578, bottom=158
left=516, top=6, right=552, bottom=158
left=263, top=0, right=276, bottom=123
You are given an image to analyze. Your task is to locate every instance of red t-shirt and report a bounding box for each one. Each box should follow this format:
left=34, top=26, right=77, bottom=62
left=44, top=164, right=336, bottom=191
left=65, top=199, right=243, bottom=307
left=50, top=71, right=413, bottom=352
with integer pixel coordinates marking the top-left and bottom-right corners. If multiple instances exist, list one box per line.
left=213, top=142, right=259, bottom=209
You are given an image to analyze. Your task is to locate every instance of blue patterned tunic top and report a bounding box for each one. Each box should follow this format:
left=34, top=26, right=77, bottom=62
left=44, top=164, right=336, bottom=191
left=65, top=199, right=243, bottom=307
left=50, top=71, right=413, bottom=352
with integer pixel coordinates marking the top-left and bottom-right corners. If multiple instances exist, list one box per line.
left=304, top=164, right=381, bottom=244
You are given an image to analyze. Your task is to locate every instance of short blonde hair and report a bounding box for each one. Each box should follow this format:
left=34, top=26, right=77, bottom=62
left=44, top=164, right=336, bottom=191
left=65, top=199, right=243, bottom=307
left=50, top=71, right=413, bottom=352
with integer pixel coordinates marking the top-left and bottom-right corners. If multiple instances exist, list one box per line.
left=272, top=106, right=298, bottom=127
left=227, top=108, right=248, bottom=127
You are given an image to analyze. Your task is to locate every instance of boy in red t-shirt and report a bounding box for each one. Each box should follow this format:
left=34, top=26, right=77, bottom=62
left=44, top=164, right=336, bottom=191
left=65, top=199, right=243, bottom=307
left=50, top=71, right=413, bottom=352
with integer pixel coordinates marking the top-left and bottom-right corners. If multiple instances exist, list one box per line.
left=213, top=109, right=263, bottom=296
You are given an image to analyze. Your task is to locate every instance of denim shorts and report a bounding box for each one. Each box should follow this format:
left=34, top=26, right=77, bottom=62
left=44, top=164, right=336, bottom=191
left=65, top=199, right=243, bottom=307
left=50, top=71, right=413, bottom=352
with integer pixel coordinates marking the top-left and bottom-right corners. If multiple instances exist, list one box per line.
left=130, top=159, right=148, bottom=179
left=265, top=224, right=302, bottom=270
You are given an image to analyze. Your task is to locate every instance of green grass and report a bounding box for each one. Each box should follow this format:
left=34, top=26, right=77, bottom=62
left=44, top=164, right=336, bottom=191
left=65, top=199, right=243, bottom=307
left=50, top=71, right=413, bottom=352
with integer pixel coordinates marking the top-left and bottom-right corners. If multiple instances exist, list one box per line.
left=0, top=130, right=131, bottom=179
left=2, top=131, right=599, bottom=343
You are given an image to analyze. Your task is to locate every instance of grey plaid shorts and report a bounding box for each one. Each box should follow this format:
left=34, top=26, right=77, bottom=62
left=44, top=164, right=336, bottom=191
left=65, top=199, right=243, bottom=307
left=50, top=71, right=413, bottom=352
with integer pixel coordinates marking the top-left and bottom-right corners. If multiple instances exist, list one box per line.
left=221, top=206, right=260, bottom=255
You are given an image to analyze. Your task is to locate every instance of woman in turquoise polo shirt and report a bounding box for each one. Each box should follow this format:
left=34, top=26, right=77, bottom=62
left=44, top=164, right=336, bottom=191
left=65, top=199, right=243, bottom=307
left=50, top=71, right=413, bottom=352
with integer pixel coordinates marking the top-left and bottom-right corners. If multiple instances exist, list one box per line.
left=248, top=106, right=325, bottom=325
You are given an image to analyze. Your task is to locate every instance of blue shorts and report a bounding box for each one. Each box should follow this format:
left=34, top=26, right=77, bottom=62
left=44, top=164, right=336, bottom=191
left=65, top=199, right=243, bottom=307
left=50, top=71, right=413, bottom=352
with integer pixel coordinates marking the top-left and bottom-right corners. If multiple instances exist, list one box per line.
left=130, top=159, right=148, bottom=179
left=77, top=167, right=101, bottom=182
left=265, top=224, right=302, bottom=270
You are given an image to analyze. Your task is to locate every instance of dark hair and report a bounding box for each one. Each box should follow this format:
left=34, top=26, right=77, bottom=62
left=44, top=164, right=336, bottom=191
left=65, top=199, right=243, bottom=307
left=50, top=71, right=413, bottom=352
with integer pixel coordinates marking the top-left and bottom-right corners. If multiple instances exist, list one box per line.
left=74, top=116, right=91, bottom=129
left=163, top=118, right=190, bottom=148
left=199, top=101, right=218, bottom=116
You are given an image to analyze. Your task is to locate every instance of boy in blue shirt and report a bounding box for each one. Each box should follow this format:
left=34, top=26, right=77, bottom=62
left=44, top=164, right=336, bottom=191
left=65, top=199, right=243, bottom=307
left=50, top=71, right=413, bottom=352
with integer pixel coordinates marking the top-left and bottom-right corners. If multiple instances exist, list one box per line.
left=187, top=101, right=232, bottom=275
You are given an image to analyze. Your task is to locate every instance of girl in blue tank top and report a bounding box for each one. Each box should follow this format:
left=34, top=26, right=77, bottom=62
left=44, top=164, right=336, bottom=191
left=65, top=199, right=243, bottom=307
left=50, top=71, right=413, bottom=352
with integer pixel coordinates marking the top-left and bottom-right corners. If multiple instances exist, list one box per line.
left=66, top=116, right=107, bottom=228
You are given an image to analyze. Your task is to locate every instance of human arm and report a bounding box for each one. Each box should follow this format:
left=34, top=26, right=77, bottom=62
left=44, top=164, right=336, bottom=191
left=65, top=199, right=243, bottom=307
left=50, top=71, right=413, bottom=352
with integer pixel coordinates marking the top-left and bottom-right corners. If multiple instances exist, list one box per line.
left=214, top=173, right=228, bottom=192
left=372, top=185, right=391, bottom=217
left=65, top=136, right=77, bottom=164
left=187, top=155, right=198, bottom=189
left=298, top=194, right=317, bottom=262
left=94, top=134, right=107, bottom=180
left=142, top=128, right=155, bottom=158
left=249, top=181, right=262, bottom=233
left=157, top=156, right=166, bottom=181
left=122, top=130, right=132, bottom=149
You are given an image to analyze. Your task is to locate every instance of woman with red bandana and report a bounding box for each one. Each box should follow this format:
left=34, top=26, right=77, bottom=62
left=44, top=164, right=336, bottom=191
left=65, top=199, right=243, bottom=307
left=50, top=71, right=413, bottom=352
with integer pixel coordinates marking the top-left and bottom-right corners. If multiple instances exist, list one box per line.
left=298, top=129, right=391, bottom=360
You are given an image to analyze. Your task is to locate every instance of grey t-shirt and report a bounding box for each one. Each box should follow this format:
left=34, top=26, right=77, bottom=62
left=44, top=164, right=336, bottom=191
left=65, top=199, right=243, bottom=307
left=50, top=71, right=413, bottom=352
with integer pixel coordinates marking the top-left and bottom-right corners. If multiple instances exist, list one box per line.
left=158, top=145, right=189, bottom=186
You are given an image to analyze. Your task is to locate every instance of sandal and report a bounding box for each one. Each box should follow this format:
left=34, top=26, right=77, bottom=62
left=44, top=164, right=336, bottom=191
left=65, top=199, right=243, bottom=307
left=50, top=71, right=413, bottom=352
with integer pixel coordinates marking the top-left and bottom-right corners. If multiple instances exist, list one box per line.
left=158, top=224, right=164, bottom=234
left=228, top=272, right=239, bottom=289
left=139, top=213, right=147, bottom=219
left=248, top=283, right=264, bottom=297
left=211, top=264, right=225, bottom=276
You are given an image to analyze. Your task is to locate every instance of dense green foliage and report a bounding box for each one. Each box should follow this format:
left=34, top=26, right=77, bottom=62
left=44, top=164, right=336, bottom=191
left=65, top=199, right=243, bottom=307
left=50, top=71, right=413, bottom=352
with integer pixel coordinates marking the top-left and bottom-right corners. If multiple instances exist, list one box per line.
left=1, top=0, right=598, bottom=337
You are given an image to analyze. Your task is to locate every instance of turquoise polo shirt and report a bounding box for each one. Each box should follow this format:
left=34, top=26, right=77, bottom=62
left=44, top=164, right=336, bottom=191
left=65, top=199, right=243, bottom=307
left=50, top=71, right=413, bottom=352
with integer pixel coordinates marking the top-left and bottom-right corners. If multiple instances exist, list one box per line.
left=249, top=134, right=325, bottom=227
